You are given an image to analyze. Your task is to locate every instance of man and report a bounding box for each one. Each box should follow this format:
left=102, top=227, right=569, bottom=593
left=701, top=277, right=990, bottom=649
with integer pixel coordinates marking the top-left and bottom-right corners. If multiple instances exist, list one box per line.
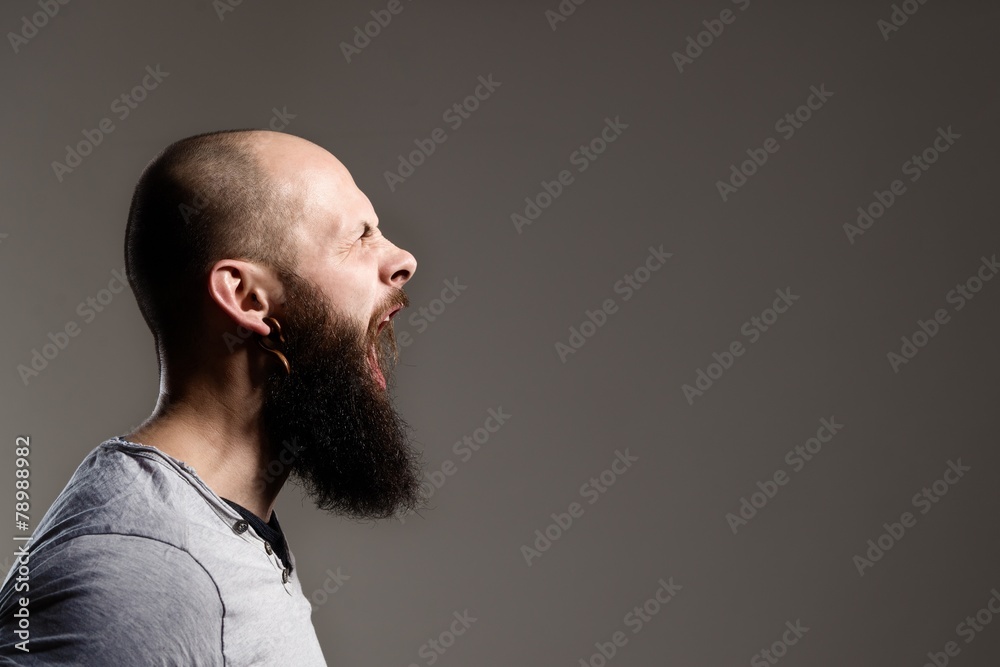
left=0, top=130, right=426, bottom=665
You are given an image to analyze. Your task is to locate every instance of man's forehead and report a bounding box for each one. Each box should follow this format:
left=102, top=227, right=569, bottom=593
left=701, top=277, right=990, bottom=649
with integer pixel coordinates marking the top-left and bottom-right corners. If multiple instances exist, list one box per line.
left=252, top=132, right=376, bottom=236
left=296, top=171, right=376, bottom=236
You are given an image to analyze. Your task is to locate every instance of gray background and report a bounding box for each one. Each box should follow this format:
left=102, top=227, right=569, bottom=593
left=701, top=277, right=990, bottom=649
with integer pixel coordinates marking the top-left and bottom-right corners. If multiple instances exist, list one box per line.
left=2, top=0, right=999, bottom=665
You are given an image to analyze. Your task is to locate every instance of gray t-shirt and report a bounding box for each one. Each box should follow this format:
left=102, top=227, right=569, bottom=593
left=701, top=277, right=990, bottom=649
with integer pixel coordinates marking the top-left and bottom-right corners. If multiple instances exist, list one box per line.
left=0, top=436, right=328, bottom=666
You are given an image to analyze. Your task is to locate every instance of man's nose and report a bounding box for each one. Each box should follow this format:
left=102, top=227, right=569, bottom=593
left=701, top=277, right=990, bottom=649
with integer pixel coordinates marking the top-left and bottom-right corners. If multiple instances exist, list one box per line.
left=383, top=243, right=417, bottom=287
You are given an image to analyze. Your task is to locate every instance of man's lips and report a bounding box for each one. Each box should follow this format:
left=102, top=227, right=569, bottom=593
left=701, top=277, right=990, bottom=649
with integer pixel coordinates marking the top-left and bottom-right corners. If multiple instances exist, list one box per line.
left=377, top=305, right=403, bottom=334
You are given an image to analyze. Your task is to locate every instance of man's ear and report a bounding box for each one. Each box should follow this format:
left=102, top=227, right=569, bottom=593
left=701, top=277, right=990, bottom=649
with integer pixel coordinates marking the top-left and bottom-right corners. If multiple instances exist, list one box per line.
left=206, top=259, right=282, bottom=337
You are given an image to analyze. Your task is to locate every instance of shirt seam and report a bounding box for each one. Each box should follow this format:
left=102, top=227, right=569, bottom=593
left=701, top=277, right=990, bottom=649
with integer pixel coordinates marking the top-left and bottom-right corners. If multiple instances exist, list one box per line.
left=49, top=531, right=227, bottom=665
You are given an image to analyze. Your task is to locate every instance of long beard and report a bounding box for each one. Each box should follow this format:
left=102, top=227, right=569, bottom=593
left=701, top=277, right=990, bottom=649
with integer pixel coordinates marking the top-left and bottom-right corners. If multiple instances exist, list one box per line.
left=259, top=271, right=423, bottom=521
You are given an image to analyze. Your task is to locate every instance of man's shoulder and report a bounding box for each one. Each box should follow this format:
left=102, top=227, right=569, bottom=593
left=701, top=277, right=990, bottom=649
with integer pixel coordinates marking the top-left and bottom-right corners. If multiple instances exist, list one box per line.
left=0, top=532, right=225, bottom=664
left=0, top=438, right=230, bottom=663
left=29, top=436, right=230, bottom=557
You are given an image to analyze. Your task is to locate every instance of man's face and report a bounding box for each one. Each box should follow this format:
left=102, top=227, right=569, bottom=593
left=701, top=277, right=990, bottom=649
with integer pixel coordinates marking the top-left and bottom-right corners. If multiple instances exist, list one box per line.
left=272, top=142, right=418, bottom=387
left=255, top=135, right=424, bottom=519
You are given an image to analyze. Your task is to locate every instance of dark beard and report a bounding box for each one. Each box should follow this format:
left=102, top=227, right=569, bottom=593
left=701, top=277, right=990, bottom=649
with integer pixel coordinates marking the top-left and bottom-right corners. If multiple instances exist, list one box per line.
left=259, top=270, right=424, bottom=521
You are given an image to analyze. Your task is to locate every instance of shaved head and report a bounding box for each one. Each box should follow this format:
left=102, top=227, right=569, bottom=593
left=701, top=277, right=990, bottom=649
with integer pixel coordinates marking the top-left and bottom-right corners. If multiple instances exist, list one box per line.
left=125, top=129, right=299, bottom=358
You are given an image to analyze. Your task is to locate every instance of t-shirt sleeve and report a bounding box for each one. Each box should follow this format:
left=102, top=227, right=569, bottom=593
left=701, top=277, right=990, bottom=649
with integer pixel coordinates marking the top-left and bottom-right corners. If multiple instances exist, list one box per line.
left=0, top=533, right=225, bottom=666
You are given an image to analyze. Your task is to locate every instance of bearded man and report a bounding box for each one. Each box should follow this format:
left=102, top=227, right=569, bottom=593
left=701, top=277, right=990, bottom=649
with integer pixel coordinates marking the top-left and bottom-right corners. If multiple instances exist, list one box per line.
left=0, top=130, right=426, bottom=665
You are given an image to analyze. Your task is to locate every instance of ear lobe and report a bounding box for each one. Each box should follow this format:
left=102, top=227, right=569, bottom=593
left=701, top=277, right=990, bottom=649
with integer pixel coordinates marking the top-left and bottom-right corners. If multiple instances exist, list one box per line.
left=207, top=259, right=275, bottom=338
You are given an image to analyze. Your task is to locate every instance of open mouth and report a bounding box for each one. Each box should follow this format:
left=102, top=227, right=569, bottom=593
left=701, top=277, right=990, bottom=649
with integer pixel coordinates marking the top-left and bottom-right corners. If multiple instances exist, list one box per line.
left=368, top=305, right=403, bottom=389
left=377, top=305, right=402, bottom=334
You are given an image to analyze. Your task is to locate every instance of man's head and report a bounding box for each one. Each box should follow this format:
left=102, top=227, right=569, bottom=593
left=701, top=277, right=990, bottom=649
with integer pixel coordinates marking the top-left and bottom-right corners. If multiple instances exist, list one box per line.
left=125, top=129, right=424, bottom=520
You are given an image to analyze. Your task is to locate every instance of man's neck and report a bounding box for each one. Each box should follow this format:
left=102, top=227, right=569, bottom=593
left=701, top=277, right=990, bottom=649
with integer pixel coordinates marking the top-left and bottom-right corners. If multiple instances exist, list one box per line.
left=126, top=389, right=287, bottom=521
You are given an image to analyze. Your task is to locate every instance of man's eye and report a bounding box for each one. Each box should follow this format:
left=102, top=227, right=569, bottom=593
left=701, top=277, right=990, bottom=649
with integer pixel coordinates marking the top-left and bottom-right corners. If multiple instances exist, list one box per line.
left=360, top=224, right=373, bottom=240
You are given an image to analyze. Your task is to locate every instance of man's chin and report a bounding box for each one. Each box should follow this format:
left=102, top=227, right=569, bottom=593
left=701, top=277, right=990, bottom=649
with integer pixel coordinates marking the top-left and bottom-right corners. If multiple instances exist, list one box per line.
left=263, top=356, right=421, bottom=521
